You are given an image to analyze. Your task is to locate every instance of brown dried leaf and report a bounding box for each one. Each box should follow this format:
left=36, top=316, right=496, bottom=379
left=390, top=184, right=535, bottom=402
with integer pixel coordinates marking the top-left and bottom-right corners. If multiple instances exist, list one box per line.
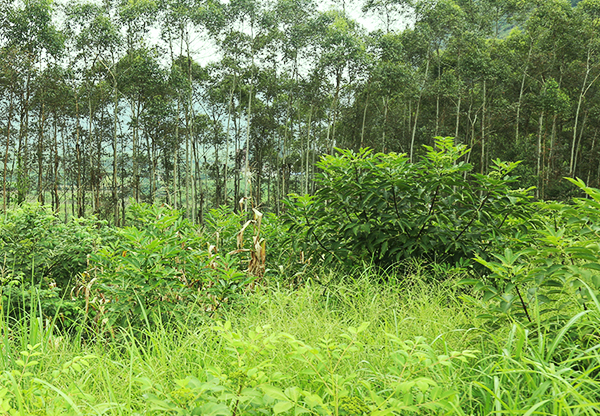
left=237, top=220, right=254, bottom=249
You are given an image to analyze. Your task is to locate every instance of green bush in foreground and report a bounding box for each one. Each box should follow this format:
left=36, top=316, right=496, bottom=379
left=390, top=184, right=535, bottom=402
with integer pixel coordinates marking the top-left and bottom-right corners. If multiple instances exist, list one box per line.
left=0, top=203, right=105, bottom=290
left=87, top=203, right=258, bottom=329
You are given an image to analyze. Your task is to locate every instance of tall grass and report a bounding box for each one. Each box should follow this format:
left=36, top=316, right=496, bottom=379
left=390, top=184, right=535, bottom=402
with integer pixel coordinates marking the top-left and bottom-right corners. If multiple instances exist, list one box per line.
left=1, top=268, right=599, bottom=415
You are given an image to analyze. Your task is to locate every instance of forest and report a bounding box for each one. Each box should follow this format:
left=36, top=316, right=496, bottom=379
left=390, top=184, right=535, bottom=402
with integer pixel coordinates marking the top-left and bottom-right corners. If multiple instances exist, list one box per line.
left=2, top=0, right=600, bottom=415
left=1, top=0, right=600, bottom=223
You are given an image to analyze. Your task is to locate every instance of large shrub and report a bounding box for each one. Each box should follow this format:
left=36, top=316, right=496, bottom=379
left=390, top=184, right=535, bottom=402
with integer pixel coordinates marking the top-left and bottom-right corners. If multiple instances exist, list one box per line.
left=284, top=137, right=534, bottom=269
left=87, top=204, right=267, bottom=328
left=0, top=203, right=104, bottom=289
left=0, top=203, right=106, bottom=324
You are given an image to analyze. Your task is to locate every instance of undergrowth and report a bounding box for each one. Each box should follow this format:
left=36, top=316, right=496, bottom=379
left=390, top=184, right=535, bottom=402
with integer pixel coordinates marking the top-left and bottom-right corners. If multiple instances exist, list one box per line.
left=1, top=269, right=599, bottom=415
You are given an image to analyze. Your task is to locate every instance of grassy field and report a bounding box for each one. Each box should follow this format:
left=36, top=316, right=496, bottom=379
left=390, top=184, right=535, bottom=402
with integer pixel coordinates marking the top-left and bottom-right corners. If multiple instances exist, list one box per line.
left=1, top=266, right=598, bottom=415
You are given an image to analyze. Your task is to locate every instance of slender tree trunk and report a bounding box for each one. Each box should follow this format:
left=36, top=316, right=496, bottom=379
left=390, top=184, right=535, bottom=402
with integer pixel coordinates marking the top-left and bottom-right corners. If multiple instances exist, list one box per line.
left=3, top=95, right=14, bottom=213
left=360, top=88, right=369, bottom=149
left=75, top=92, right=84, bottom=217
left=185, top=100, right=190, bottom=217
left=61, top=123, right=68, bottom=221
left=382, top=96, right=388, bottom=152
left=455, top=76, right=461, bottom=139
left=224, top=75, right=236, bottom=206
left=330, top=73, right=341, bottom=154
left=17, top=71, right=32, bottom=205
left=573, top=111, right=588, bottom=177
left=305, top=107, right=312, bottom=194
left=279, top=85, right=294, bottom=213
left=570, top=49, right=600, bottom=174
left=53, top=113, right=59, bottom=214
left=174, top=95, right=180, bottom=209
left=186, top=33, right=198, bottom=222
left=480, top=80, right=486, bottom=174
left=146, top=133, right=153, bottom=203
left=112, top=78, right=119, bottom=225
left=536, top=111, right=544, bottom=199
left=571, top=63, right=588, bottom=175
left=88, top=93, right=95, bottom=213
left=234, top=109, right=240, bottom=210
left=132, top=100, right=140, bottom=203
left=245, top=85, right=252, bottom=203
left=435, top=48, right=441, bottom=137
left=516, top=42, right=533, bottom=144
left=410, top=54, right=430, bottom=163
left=587, top=130, right=597, bottom=186
left=37, top=102, right=46, bottom=205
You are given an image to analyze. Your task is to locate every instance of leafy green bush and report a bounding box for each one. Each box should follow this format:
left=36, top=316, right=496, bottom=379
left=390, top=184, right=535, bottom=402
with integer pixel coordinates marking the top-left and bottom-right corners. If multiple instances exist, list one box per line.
left=462, top=178, right=600, bottom=330
left=0, top=203, right=104, bottom=290
left=87, top=204, right=265, bottom=329
left=284, top=137, right=534, bottom=269
left=88, top=204, right=210, bottom=328
left=0, top=203, right=106, bottom=325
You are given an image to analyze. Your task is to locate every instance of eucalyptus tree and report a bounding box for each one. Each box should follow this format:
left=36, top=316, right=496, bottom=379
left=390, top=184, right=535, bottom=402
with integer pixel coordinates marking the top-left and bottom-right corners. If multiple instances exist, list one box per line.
left=117, top=47, right=169, bottom=204
left=207, top=0, right=275, bottom=208
left=63, top=0, right=122, bottom=218
left=310, top=10, right=367, bottom=155
left=536, top=78, right=570, bottom=198
left=411, top=0, right=465, bottom=155
left=111, top=0, right=160, bottom=209
left=2, top=0, right=64, bottom=204
left=361, top=0, right=413, bottom=33
left=161, top=0, right=214, bottom=219
left=570, top=0, right=600, bottom=176
left=269, top=0, right=320, bottom=208
left=370, top=32, right=417, bottom=152
left=29, top=66, right=67, bottom=207
left=0, top=46, right=22, bottom=212
left=0, top=1, right=13, bottom=212
left=161, top=0, right=190, bottom=211
left=507, top=0, right=577, bottom=195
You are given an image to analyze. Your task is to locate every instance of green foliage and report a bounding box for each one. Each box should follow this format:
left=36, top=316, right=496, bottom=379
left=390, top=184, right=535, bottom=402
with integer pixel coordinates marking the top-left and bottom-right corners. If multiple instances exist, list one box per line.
left=468, top=316, right=600, bottom=415
left=87, top=203, right=269, bottom=328
left=1, top=264, right=599, bottom=416
left=88, top=203, right=212, bottom=328
left=139, top=321, right=475, bottom=415
left=0, top=342, right=98, bottom=416
left=285, top=137, right=534, bottom=269
left=0, top=203, right=106, bottom=325
left=0, top=203, right=104, bottom=289
left=462, top=178, right=600, bottom=330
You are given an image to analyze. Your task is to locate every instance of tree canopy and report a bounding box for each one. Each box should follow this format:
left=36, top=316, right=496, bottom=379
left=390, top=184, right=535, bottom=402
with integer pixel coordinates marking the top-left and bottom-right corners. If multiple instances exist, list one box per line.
left=0, top=0, right=598, bottom=223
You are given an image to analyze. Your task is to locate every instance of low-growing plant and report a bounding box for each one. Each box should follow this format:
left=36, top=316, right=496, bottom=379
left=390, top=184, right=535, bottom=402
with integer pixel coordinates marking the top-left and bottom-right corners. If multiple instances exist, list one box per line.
left=284, top=137, right=534, bottom=270
left=467, top=313, right=600, bottom=415
left=0, top=342, right=100, bottom=416
left=140, top=321, right=477, bottom=415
